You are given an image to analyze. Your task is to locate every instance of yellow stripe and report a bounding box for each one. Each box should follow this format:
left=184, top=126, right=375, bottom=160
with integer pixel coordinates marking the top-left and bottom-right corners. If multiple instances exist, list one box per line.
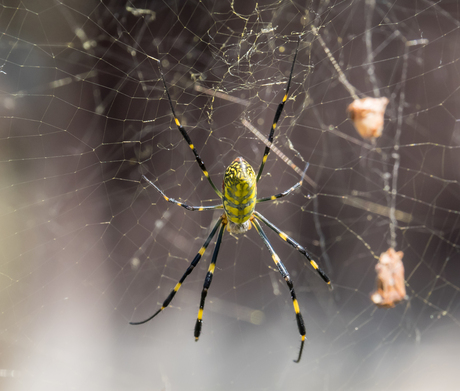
left=175, top=118, right=181, bottom=126
left=203, top=170, right=209, bottom=177
left=164, top=196, right=169, bottom=201
left=310, top=260, right=319, bottom=270
left=197, top=308, right=203, bottom=320
left=208, top=263, right=215, bottom=273
left=224, top=194, right=239, bottom=204
left=301, top=335, right=306, bottom=341
left=243, top=204, right=254, bottom=215
left=282, top=94, right=288, bottom=102
left=279, top=232, right=288, bottom=241
left=262, top=155, right=268, bottom=164
left=271, top=254, right=280, bottom=264
left=246, top=187, right=256, bottom=200
left=228, top=194, right=240, bottom=206
left=272, top=122, right=277, bottom=130
left=225, top=205, right=240, bottom=218
left=174, top=282, right=182, bottom=291
left=199, top=246, right=206, bottom=256
left=189, top=143, right=194, bottom=149
left=293, top=299, right=300, bottom=313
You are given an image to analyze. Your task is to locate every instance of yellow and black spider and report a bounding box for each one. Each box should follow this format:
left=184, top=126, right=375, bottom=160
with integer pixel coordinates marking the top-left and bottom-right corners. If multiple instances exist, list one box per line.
left=130, top=37, right=331, bottom=363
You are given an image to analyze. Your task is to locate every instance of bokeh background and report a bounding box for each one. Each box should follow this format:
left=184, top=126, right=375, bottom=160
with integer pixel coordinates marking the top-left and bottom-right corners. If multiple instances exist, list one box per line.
left=1, top=1, right=460, bottom=390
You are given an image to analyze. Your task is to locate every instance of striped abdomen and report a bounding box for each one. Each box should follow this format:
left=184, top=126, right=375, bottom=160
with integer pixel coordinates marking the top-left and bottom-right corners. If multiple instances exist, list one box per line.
left=223, top=157, right=257, bottom=232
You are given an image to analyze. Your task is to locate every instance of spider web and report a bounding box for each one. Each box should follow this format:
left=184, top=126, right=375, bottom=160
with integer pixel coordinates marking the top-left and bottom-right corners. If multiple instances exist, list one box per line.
left=1, top=1, right=460, bottom=390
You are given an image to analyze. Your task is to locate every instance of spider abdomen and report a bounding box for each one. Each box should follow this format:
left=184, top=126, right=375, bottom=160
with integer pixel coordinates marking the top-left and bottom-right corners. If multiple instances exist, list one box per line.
left=223, top=157, right=257, bottom=232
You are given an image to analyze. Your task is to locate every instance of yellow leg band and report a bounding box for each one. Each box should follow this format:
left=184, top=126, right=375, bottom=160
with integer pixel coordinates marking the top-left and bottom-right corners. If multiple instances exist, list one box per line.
left=293, top=299, right=300, bottom=314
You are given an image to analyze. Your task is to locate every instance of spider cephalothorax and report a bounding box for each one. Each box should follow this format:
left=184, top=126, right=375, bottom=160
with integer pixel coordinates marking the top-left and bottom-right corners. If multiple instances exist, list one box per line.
left=131, top=37, right=331, bottom=363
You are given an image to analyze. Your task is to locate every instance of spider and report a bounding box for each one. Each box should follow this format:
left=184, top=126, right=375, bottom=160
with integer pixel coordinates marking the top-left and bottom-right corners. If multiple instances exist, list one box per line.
left=130, top=37, right=331, bottom=363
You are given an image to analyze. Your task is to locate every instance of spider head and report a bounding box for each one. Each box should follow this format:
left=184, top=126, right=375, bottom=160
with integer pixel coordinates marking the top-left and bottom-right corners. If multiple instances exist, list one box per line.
left=222, top=157, right=257, bottom=229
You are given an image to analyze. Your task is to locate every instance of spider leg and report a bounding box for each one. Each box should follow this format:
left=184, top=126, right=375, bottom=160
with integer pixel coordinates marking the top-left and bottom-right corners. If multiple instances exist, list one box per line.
left=158, top=62, right=223, bottom=198
left=256, top=36, right=301, bottom=183
left=143, top=175, right=223, bottom=211
left=130, top=216, right=224, bottom=326
left=252, top=218, right=306, bottom=363
left=254, top=211, right=331, bottom=284
left=194, top=221, right=226, bottom=341
left=257, top=163, right=308, bottom=203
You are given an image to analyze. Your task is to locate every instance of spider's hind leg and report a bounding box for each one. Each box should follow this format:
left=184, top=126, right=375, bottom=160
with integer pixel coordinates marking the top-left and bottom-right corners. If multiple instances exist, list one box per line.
left=194, top=220, right=226, bottom=340
left=251, top=217, right=306, bottom=363
left=254, top=211, right=331, bottom=284
left=130, top=216, right=224, bottom=326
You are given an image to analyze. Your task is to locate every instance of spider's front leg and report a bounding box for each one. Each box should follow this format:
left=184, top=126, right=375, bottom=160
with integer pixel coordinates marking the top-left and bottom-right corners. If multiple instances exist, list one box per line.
left=158, top=61, right=222, bottom=198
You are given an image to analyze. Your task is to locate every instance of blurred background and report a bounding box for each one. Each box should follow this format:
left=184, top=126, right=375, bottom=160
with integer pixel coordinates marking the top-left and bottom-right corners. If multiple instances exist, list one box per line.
left=1, top=1, right=460, bottom=390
